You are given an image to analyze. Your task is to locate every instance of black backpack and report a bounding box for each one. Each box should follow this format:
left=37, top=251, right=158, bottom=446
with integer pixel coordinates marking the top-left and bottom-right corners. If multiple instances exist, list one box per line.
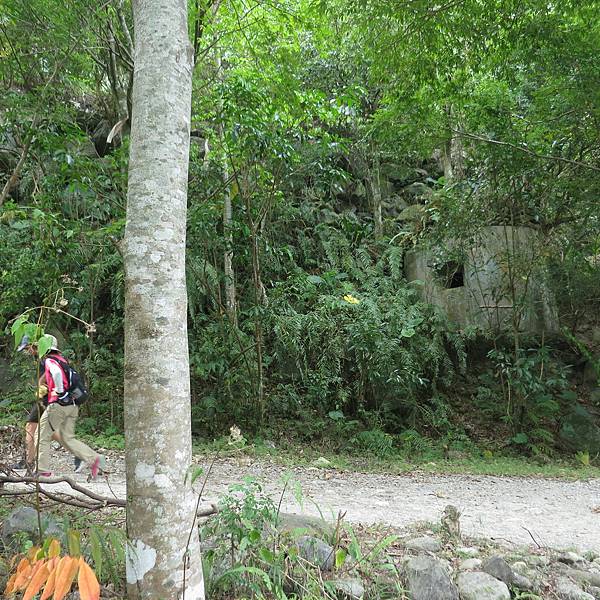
left=51, top=356, right=89, bottom=406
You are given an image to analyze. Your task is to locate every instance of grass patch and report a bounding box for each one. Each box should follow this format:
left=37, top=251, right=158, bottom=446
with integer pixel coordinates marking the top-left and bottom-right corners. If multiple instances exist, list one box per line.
left=192, top=435, right=600, bottom=479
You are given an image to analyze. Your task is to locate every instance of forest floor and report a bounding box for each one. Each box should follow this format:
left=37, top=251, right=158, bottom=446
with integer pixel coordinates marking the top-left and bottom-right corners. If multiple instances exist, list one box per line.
left=6, top=446, right=600, bottom=553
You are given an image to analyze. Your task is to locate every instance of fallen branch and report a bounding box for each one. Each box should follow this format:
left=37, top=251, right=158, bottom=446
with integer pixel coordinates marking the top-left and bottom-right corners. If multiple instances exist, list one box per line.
left=0, top=473, right=219, bottom=516
left=0, top=473, right=125, bottom=507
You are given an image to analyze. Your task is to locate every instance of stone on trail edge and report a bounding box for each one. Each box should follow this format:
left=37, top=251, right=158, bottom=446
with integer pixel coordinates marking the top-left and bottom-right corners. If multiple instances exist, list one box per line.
left=405, top=555, right=459, bottom=600
left=482, top=555, right=515, bottom=586
left=405, top=535, right=442, bottom=553
left=456, top=571, right=511, bottom=600
left=555, top=576, right=595, bottom=600
left=459, top=558, right=482, bottom=571
left=328, top=577, right=365, bottom=600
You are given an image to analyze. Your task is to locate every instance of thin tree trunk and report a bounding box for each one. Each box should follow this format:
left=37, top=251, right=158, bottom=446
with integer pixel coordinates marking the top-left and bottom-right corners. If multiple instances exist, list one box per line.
left=369, top=149, right=383, bottom=240
left=442, top=135, right=454, bottom=181
left=222, top=158, right=237, bottom=323
left=217, top=52, right=237, bottom=324
left=250, top=229, right=265, bottom=422
left=124, top=1, right=203, bottom=599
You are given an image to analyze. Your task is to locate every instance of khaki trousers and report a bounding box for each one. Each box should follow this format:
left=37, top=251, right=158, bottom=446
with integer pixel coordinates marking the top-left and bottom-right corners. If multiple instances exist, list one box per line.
left=37, top=403, right=98, bottom=472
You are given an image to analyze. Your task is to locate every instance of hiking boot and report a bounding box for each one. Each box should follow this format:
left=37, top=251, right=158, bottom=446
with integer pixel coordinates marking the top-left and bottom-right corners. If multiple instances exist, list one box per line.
left=32, top=471, right=53, bottom=478
left=90, top=455, right=106, bottom=479
left=73, top=457, right=84, bottom=473
left=11, top=459, right=34, bottom=473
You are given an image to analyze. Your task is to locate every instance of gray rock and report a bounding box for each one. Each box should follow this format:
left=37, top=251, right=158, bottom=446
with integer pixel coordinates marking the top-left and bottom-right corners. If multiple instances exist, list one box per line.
left=328, top=577, right=365, bottom=599
left=559, top=566, right=600, bottom=588
left=511, top=561, right=529, bottom=575
left=482, top=555, right=514, bottom=586
left=527, top=554, right=550, bottom=567
left=456, top=571, right=510, bottom=600
left=277, top=513, right=333, bottom=537
left=585, top=551, right=600, bottom=562
left=403, top=182, right=432, bottom=198
left=513, top=573, right=535, bottom=592
left=459, top=559, right=482, bottom=571
left=587, top=586, right=600, bottom=599
left=457, top=547, right=480, bottom=558
left=297, top=536, right=334, bottom=571
left=405, top=536, right=442, bottom=553
left=560, top=552, right=588, bottom=566
left=405, top=555, right=459, bottom=600
left=560, top=404, right=600, bottom=454
left=555, top=576, right=595, bottom=600
left=3, top=506, right=62, bottom=540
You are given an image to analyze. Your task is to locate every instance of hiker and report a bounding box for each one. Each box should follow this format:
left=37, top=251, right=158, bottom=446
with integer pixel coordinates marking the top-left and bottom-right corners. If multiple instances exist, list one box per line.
left=13, top=336, right=83, bottom=473
left=18, top=334, right=105, bottom=478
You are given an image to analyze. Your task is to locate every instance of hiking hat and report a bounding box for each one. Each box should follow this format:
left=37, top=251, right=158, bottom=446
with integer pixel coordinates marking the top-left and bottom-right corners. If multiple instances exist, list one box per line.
left=45, top=335, right=60, bottom=352
left=16, top=334, right=60, bottom=353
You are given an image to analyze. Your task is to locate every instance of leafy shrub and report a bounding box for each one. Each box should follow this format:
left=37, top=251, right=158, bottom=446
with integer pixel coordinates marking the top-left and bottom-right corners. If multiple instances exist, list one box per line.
left=266, top=265, right=465, bottom=431
left=488, top=346, right=572, bottom=453
left=349, top=429, right=395, bottom=457
left=398, top=428, right=432, bottom=456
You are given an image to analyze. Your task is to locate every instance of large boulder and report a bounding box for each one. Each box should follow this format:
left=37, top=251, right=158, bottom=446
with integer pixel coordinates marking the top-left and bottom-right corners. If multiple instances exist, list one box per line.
left=560, top=404, right=600, bottom=454
left=405, top=555, right=459, bottom=600
left=456, top=571, right=510, bottom=600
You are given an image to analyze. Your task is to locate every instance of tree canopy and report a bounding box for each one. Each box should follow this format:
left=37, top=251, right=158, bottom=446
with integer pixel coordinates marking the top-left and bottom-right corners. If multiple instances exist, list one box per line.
left=1, top=0, right=599, bottom=454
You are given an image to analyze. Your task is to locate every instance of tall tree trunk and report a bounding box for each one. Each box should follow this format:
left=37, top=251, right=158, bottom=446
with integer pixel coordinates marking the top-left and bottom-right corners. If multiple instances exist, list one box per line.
left=124, top=1, right=203, bottom=599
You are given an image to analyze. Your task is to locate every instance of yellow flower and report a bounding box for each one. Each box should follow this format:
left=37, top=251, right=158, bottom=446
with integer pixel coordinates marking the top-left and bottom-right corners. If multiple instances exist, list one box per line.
left=343, top=294, right=360, bottom=305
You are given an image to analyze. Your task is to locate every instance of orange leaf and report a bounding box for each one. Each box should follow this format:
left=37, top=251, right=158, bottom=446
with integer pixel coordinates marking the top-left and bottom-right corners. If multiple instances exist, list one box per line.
left=16, top=557, right=30, bottom=573
left=40, top=556, right=66, bottom=600
left=13, top=561, right=35, bottom=591
left=77, top=558, right=100, bottom=600
left=23, top=560, right=46, bottom=587
left=23, top=563, right=51, bottom=600
left=52, top=556, right=79, bottom=600
left=48, top=539, right=61, bottom=559
left=4, top=572, right=17, bottom=595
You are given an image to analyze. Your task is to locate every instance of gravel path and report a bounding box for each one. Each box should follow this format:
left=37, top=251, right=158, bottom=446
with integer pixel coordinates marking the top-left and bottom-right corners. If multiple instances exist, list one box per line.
left=7, top=448, right=600, bottom=552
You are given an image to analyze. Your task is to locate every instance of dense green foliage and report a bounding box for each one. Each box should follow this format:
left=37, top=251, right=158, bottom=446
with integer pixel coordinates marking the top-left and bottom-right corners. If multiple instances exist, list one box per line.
left=1, top=0, right=599, bottom=456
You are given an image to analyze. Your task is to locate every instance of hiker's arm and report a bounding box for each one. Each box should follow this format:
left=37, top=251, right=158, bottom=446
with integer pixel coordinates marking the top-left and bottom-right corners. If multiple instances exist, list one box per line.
left=46, top=360, right=64, bottom=401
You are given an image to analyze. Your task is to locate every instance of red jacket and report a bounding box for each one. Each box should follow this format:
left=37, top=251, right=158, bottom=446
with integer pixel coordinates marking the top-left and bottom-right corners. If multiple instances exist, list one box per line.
left=43, top=352, right=69, bottom=404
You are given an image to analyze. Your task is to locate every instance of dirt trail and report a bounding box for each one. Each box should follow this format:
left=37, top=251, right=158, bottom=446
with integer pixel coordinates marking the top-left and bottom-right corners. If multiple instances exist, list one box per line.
left=7, top=450, right=600, bottom=552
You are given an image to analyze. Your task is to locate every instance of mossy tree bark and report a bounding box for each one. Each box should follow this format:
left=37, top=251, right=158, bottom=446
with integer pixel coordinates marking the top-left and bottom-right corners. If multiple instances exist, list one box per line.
left=123, top=1, right=203, bottom=598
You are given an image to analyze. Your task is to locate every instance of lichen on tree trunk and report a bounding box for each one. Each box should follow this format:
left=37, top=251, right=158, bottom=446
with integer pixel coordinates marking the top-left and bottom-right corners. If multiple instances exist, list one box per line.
left=123, top=1, right=203, bottom=598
